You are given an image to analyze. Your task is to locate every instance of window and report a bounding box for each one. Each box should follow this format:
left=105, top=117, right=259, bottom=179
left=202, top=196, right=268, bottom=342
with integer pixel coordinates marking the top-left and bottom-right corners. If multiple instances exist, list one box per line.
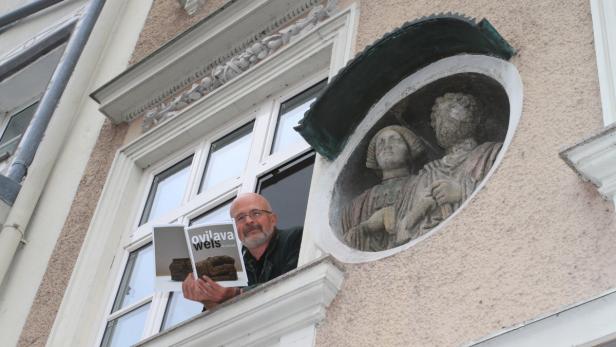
left=199, top=122, right=253, bottom=193
left=139, top=156, right=193, bottom=225
left=99, top=77, right=324, bottom=344
left=100, top=245, right=154, bottom=347
left=56, top=5, right=357, bottom=345
left=0, top=101, right=38, bottom=160
left=270, top=80, right=326, bottom=154
left=257, top=152, right=315, bottom=230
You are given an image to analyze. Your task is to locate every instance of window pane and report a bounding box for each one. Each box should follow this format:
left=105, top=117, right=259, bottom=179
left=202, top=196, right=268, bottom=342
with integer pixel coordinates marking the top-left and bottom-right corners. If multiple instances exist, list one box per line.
left=112, top=245, right=154, bottom=312
left=190, top=201, right=232, bottom=226
left=0, top=102, right=38, bottom=147
left=200, top=122, right=254, bottom=193
left=140, top=156, right=193, bottom=225
left=257, top=153, right=314, bottom=229
left=271, top=81, right=326, bottom=154
left=160, top=292, right=203, bottom=330
left=100, top=303, right=150, bottom=347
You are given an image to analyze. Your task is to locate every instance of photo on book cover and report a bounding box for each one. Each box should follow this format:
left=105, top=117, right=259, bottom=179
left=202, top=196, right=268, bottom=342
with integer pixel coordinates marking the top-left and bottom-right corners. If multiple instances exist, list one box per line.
left=185, top=222, right=248, bottom=288
left=153, top=224, right=191, bottom=292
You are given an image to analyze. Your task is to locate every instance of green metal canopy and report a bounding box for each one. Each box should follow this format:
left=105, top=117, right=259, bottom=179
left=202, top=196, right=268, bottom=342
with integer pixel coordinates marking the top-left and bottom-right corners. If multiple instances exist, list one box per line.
left=295, top=14, right=514, bottom=160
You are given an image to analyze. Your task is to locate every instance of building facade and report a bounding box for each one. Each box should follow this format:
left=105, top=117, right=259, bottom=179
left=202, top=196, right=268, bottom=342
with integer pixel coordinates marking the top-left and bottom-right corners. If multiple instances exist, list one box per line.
left=1, top=0, right=616, bottom=346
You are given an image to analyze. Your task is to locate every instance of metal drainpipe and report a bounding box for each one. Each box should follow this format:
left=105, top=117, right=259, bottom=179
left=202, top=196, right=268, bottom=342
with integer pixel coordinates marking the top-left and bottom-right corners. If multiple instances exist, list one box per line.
left=0, top=0, right=65, bottom=32
left=7, top=0, right=106, bottom=182
left=0, top=0, right=107, bottom=287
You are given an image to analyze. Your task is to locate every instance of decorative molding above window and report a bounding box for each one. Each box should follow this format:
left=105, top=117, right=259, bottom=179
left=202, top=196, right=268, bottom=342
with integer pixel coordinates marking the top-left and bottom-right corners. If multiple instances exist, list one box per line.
left=560, top=123, right=616, bottom=204
left=90, top=0, right=336, bottom=128
left=135, top=257, right=344, bottom=347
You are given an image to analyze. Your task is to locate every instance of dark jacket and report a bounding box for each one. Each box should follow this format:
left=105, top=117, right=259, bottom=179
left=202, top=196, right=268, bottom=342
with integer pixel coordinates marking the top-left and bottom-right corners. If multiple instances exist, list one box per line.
left=242, top=226, right=303, bottom=287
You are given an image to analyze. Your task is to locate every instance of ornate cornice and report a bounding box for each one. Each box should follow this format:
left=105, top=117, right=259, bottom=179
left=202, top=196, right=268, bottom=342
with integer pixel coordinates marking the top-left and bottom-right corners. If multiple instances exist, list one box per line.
left=142, top=0, right=336, bottom=130
left=560, top=123, right=616, bottom=202
left=90, top=0, right=337, bottom=129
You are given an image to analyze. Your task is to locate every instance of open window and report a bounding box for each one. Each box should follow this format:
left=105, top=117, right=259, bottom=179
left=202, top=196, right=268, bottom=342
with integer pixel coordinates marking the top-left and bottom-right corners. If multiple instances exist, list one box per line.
left=99, top=78, right=327, bottom=345
left=55, top=3, right=356, bottom=346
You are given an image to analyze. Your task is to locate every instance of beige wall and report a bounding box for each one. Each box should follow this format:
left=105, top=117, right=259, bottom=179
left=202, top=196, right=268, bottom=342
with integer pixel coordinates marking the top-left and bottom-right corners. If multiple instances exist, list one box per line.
left=129, top=0, right=230, bottom=65
left=18, top=0, right=616, bottom=346
left=316, top=1, right=616, bottom=346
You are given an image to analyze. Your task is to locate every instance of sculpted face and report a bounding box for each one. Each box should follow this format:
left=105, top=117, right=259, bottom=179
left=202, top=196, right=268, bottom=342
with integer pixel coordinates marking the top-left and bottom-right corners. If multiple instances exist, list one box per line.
left=375, top=129, right=410, bottom=171
left=431, top=101, right=474, bottom=149
left=230, top=193, right=277, bottom=249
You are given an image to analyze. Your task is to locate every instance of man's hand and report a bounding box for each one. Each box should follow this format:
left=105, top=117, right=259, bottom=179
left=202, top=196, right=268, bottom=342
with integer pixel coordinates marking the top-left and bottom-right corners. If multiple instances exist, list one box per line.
left=182, top=274, right=240, bottom=309
left=430, top=179, right=463, bottom=206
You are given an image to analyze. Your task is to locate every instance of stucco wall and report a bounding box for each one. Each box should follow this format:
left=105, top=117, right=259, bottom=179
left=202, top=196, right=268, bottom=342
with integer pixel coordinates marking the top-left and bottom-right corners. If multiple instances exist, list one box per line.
left=129, top=0, right=230, bottom=65
left=316, top=1, right=616, bottom=346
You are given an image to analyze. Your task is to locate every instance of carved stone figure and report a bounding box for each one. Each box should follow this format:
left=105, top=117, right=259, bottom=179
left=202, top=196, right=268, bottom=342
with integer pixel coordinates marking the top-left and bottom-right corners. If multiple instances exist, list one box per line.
left=394, top=92, right=502, bottom=243
left=342, top=93, right=503, bottom=252
left=341, top=125, right=425, bottom=251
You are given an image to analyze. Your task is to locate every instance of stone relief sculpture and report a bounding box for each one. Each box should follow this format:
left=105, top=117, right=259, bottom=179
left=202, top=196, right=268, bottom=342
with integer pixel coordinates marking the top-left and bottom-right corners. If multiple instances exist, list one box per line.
left=341, top=125, right=426, bottom=251
left=342, top=93, right=503, bottom=251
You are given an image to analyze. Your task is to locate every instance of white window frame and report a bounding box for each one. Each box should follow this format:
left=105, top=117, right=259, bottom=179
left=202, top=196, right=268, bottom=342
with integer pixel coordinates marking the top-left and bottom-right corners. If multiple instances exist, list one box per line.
left=47, top=3, right=358, bottom=346
left=0, top=97, right=41, bottom=164
left=96, top=72, right=329, bottom=345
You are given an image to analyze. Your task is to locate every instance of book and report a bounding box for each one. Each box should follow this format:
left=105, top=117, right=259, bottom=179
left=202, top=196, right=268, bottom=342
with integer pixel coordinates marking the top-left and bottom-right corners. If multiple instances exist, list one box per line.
left=153, top=222, right=248, bottom=292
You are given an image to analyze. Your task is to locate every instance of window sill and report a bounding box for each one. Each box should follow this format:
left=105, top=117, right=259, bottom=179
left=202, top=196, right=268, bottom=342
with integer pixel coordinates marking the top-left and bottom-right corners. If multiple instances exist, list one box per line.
left=135, top=256, right=344, bottom=347
left=560, top=122, right=616, bottom=204
left=465, top=288, right=616, bottom=346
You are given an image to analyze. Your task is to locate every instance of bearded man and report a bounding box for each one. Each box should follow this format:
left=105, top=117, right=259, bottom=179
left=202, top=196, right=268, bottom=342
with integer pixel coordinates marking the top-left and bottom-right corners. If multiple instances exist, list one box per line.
left=182, top=193, right=302, bottom=309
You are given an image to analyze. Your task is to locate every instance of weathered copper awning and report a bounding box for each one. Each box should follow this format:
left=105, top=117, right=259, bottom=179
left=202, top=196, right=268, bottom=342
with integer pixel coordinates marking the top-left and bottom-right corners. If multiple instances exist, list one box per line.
left=295, top=14, right=514, bottom=160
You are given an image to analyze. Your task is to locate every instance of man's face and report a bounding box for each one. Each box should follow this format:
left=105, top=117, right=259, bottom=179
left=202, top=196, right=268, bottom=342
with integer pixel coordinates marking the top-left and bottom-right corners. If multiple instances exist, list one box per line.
left=230, top=195, right=277, bottom=249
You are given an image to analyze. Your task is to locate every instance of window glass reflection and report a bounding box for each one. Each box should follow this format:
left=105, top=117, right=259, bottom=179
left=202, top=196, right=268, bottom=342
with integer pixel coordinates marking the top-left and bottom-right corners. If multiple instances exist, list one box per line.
left=112, top=245, right=154, bottom=312
left=190, top=201, right=232, bottom=226
left=257, top=153, right=314, bottom=229
left=100, top=303, right=150, bottom=347
left=200, top=122, right=254, bottom=193
left=0, top=101, right=38, bottom=147
left=161, top=292, right=203, bottom=330
left=271, top=81, right=326, bottom=154
left=140, top=156, right=193, bottom=225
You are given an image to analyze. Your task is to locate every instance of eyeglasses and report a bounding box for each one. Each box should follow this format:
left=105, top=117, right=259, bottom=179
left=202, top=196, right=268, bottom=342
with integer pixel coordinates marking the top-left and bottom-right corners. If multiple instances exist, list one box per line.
left=233, top=209, right=272, bottom=223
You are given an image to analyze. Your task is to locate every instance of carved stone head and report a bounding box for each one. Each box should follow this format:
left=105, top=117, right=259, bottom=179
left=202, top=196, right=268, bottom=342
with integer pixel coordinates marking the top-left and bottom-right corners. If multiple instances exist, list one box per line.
left=365, top=125, right=424, bottom=173
left=430, top=93, right=482, bottom=149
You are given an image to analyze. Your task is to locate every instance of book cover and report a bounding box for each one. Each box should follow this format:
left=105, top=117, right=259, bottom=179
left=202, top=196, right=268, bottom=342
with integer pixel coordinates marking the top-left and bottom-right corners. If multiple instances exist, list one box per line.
left=185, top=222, right=248, bottom=288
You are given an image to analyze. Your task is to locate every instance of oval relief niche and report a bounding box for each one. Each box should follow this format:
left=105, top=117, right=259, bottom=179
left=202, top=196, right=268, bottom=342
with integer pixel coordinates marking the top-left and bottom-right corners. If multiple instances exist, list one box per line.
left=296, top=16, right=522, bottom=262
left=332, top=71, right=509, bottom=253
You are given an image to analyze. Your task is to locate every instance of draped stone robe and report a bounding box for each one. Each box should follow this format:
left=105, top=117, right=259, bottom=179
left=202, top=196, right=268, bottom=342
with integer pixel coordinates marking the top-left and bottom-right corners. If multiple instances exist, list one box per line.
left=396, top=139, right=502, bottom=243
left=342, top=138, right=502, bottom=252
left=341, top=175, right=419, bottom=252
